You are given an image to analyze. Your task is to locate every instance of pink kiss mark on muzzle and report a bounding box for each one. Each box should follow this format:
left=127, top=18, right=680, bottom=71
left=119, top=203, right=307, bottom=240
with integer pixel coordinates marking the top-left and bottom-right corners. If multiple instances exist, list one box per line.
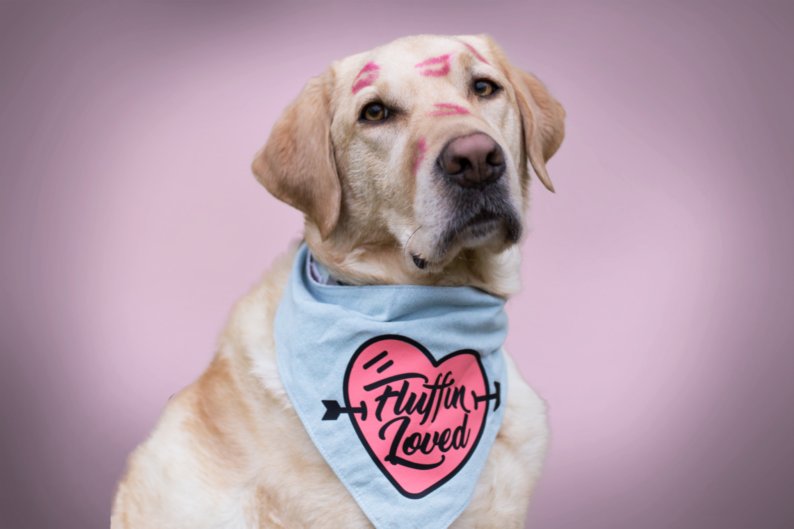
left=413, top=137, right=427, bottom=176
left=415, top=54, right=451, bottom=77
left=428, top=103, right=470, bottom=117
left=463, top=42, right=489, bottom=65
left=352, top=61, right=380, bottom=94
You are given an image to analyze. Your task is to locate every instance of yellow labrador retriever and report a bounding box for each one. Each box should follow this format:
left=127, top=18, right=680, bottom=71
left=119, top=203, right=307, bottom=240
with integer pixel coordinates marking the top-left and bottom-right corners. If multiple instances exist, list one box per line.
left=112, top=34, right=564, bottom=529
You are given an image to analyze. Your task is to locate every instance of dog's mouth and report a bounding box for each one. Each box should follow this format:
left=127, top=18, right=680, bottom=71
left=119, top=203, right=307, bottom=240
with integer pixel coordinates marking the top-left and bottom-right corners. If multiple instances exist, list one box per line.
left=459, top=210, right=505, bottom=238
left=409, top=197, right=522, bottom=271
left=444, top=205, right=521, bottom=247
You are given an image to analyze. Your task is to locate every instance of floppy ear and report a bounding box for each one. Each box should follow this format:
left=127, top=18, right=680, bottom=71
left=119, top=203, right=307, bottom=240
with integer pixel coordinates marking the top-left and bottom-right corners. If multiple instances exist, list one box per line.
left=483, top=37, right=565, bottom=193
left=251, top=68, right=341, bottom=238
left=512, top=70, right=565, bottom=193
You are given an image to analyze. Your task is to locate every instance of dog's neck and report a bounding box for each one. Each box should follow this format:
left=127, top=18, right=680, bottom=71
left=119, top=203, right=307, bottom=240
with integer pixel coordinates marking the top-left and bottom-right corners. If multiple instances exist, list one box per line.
left=304, top=228, right=522, bottom=298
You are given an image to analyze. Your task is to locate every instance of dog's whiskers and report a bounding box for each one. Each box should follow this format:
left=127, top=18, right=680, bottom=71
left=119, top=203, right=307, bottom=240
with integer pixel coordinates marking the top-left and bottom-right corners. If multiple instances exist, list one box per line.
left=404, top=225, right=429, bottom=269
left=404, top=225, right=423, bottom=256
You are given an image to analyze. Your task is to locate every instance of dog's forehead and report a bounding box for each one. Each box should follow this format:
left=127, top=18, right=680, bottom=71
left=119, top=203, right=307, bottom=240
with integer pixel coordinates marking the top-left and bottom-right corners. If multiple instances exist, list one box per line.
left=334, top=34, right=491, bottom=84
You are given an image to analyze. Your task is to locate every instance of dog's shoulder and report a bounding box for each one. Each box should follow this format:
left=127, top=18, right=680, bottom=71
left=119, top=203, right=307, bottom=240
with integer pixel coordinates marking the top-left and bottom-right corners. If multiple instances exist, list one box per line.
left=112, top=246, right=300, bottom=528
left=217, top=244, right=298, bottom=398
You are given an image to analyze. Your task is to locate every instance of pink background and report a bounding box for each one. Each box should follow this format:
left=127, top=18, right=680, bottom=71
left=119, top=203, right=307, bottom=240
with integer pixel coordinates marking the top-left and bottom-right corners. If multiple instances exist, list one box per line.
left=1, top=2, right=793, bottom=528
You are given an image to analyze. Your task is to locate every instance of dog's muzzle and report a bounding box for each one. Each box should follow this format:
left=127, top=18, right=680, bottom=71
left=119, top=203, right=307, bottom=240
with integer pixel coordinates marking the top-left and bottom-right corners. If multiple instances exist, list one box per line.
left=435, top=133, right=520, bottom=244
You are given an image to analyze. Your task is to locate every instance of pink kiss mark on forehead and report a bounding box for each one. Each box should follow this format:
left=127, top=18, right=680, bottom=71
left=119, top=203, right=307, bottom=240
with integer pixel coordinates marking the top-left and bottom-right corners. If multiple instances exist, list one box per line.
left=352, top=61, right=380, bottom=94
left=413, top=138, right=427, bottom=176
left=428, top=103, right=470, bottom=117
left=415, top=54, right=451, bottom=77
left=463, top=42, right=489, bottom=65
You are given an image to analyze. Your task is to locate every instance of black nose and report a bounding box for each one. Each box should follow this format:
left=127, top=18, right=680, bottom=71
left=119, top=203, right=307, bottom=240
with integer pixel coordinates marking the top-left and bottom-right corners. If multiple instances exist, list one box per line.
left=437, top=133, right=505, bottom=188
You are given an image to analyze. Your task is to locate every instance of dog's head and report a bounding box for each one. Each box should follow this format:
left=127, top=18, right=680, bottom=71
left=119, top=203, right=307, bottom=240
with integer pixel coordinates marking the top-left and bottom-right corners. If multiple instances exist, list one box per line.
left=253, top=35, right=564, bottom=296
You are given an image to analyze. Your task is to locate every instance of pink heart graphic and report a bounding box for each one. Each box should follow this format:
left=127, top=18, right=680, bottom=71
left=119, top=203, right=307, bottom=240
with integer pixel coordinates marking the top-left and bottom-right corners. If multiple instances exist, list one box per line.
left=341, top=335, right=498, bottom=498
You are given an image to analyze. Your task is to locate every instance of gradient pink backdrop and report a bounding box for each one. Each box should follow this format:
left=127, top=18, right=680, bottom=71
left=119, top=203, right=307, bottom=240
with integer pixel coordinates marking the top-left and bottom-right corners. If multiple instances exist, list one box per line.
left=2, top=2, right=793, bottom=528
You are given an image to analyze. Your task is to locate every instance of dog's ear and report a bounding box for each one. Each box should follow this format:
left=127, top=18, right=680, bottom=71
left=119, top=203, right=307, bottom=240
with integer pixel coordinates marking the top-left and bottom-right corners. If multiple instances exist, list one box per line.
left=481, top=36, right=565, bottom=193
left=512, top=69, right=566, bottom=193
left=252, top=68, right=341, bottom=238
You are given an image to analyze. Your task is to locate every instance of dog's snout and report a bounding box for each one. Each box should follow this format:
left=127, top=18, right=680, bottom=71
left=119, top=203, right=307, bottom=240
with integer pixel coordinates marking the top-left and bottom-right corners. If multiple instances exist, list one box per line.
left=437, top=133, right=506, bottom=188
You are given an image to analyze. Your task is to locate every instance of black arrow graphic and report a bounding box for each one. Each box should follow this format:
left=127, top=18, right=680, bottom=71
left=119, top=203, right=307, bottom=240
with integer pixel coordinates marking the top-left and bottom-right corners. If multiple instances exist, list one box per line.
left=321, top=400, right=368, bottom=421
left=472, top=381, right=501, bottom=411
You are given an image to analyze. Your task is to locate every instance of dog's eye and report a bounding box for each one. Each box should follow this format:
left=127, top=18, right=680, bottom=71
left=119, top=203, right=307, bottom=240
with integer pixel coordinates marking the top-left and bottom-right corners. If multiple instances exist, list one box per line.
left=473, top=79, right=500, bottom=98
left=360, top=102, right=390, bottom=122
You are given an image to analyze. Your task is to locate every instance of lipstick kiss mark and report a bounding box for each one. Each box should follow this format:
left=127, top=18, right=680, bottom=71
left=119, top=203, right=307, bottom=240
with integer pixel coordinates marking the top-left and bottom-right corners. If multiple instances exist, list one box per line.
left=428, top=103, right=470, bottom=117
left=415, top=54, right=451, bottom=77
left=463, top=43, right=489, bottom=65
left=352, top=61, right=380, bottom=94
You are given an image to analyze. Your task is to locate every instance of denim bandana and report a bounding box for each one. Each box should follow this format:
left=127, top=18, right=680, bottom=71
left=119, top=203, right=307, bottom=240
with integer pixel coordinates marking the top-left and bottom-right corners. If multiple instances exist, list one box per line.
left=274, top=244, right=508, bottom=529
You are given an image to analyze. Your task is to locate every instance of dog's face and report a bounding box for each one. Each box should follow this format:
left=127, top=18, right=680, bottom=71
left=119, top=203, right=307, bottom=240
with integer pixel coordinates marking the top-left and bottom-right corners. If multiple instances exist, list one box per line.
left=253, top=35, right=564, bottom=295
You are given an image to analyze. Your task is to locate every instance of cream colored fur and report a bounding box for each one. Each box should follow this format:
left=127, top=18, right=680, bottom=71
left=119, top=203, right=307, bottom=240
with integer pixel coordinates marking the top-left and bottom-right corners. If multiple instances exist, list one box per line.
left=112, top=34, right=564, bottom=529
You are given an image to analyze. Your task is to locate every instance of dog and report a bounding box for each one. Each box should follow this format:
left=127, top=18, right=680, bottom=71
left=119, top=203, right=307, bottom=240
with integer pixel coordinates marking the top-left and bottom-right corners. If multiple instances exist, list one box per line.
left=111, top=34, right=564, bottom=529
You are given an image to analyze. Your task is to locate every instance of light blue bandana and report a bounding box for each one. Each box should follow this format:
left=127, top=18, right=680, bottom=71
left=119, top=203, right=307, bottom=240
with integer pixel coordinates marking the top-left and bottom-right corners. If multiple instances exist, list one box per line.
left=274, top=244, right=508, bottom=529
